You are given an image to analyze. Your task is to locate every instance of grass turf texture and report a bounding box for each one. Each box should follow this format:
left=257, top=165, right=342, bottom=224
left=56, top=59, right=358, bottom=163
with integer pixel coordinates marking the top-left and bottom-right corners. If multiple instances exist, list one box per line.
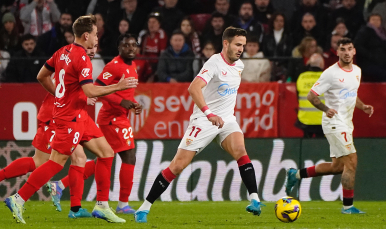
left=0, top=201, right=385, bottom=228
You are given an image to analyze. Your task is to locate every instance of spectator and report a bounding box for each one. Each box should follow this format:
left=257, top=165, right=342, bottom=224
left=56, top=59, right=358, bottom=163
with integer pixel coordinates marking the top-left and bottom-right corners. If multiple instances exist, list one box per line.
left=253, top=0, right=275, bottom=29
left=291, top=0, right=328, bottom=32
left=151, top=0, right=185, bottom=37
left=118, top=18, right=130, bottom=35
left=323, top=34, right=342, bottom=69
left=138, top=14, right=168, bottom=75
left=262, top=12, right=292, bottom=81
left=201, top=12, right=225, bottom=53
left=241, top=36, right=271, bottom=82
left=135, top=47, right=153, bottom=82
left=292, top=13, right=324, bottom=48
left=20, top=0, right=61, bottom=36
left=0, top=49, right=10, bottom=81
left=36, top=12, right=72, bottom=56
left=106, top=0, right=147, bottom=36
left=232, top=1, right=264, bottom=42
left=354, top=13, right=386, bottom=82
left=180, top=16, right=201, bottom=56
left=64, top=28, right=74, bottom=44
left=95, top=13, right=118, bottom=59
left=157, top=30, right=194, bottom=83
left=193, top=41, right=216, bottom=75
left=331, top=18, right=352, bottom=38
left=0, top=12, right=21, bottom=55
left=90, top=43, right=105, bottom=81
left=214, top=0, right=237, bottom=27
left=329, top=0, right=365, bottom=37
left=295, top=53, right=325, bottom=138
left=270, top=0, right=297, bottom=23
left=371, top=0, right=386, bottom=31
left=55, top=0, right=90, bottom=21
left=4, top=34, right=44, bottom=82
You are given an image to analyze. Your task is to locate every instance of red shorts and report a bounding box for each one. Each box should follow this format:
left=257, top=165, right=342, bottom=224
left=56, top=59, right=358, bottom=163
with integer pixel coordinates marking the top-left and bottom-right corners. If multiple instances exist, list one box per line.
left=32, top=120, right=55, bottom=154
left=51, top=115, right=104, bottom=155
left=99, top=120, right=135, bottom=153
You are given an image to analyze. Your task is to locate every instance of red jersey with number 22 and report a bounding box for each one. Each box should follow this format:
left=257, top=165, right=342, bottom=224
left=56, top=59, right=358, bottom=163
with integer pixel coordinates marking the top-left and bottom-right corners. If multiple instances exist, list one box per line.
left=96, top=56, right=138, bottom=125
left=44, top=43, right=94, bottom=121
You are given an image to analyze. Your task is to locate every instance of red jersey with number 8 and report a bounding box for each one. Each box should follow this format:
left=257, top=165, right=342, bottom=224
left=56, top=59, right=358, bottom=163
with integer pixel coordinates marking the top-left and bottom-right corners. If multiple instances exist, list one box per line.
left=44, top=43, right=94, bottom=121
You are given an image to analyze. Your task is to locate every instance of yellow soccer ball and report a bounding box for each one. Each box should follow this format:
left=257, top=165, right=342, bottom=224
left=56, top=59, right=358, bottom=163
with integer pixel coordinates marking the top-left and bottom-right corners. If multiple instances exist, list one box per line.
left=274, top=196, right=301, bottom=223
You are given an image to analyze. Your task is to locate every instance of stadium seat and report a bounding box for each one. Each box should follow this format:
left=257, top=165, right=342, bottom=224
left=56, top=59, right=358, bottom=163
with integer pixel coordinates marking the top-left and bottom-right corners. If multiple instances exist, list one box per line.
left=190, top=14, right=211, bottom=34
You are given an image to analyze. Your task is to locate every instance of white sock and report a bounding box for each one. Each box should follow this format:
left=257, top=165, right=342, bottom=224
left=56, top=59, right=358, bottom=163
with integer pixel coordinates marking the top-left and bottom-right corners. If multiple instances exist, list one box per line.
left=96, top=201, right=109, bottom=209
left=58, top=181, right=65, bottom=190
left=343, top=205, right=353, bottom=210
left=295, top=170, right=301, bottom=180
left=249, top=193, right=260, bottom=202
left=118, top=201, right=128, bottom=209
left=14, top=193, right=26, bottom=205
left=137, top=200, right=152, bottom=211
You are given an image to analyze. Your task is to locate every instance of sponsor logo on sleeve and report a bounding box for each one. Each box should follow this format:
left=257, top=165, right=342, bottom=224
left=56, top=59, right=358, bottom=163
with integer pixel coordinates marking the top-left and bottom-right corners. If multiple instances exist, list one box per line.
left=201, top=69, right=208, bottom=74
left=81, top=68, right=90, bottom=77
left=103, top=72, right=112, bottom=79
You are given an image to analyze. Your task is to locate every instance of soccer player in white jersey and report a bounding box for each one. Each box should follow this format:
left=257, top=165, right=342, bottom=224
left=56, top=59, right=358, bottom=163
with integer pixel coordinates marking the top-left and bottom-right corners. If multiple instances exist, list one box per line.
left=134, top=27, right=264, bottom=223
left=285, top=38, right=374, bottom=214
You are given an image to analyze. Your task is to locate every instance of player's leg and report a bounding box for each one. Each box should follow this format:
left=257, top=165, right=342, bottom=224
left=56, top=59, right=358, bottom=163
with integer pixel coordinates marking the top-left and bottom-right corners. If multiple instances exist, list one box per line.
left=116, top=149, right=136, bottom=214
left=220, top=131, right=264, bottom=216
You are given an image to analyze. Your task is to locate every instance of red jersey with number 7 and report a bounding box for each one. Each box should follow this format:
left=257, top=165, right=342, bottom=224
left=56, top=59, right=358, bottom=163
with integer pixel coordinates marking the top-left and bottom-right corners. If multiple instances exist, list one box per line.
left=44, top=43, right=94, bottom=122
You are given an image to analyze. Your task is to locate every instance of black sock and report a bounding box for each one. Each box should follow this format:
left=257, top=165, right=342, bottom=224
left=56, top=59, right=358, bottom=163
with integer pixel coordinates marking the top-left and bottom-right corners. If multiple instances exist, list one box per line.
left=71, top=206, right=81, bottom=212
left=146, top=173, right=171, bottom=204
left=343, top=198, right=353, bottom=206
left=299, top=168, right=308, bottom=178
left=239, top=163, right=258, bottom=194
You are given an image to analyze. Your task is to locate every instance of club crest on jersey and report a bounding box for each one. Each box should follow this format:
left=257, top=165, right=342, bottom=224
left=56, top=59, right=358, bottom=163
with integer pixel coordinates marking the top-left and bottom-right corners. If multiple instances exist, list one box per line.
left=201, top=69, right=208, bottom=74
left=356, top=76, right=360, bottom=82
left=127, top=139, right=131, bottom=146
left=238, top=71, right=242, bottom=77
left=47, top=144, right=51, bottom=150
left=103, top=72, right=112, bottom=79
left=68, top=128, right=73, bottom=134
left=186, top=138, right=193, bottom=146
left=71, top=146, right=76, bottom=152
left=81, top=68, right=90, bottom=77
left=345, top=144, right=352, bottom=151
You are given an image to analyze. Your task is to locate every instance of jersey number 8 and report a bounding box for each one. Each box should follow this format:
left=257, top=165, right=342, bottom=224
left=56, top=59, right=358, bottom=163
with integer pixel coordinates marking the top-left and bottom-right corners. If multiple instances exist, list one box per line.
left=56, top=69, right=66, bottom=98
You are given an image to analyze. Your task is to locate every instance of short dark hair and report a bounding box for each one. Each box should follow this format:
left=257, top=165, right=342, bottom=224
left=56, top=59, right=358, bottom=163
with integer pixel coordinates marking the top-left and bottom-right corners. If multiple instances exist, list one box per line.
left=337, top=37, right=353, bottom=47
left=222, top=26, right=247, bottom=42
left=20, top=34, right=35, bottom=43
left=246, top=36, right=260, bottom=45
left=148, top=12, right=162, bottom=24
left=72, top=15, right=97, bottom=38
left=117, top=33, right=138, bottom=47
left=368, top=13, right=382, bottom=22
left=170, top=29, right=185, bottom=39
left=211, top=11, right=225, bottom=20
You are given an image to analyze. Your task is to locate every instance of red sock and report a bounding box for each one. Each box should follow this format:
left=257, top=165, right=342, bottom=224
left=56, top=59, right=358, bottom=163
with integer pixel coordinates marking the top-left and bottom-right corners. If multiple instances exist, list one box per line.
left=95, top=157, right=113, bottom=201
left=237, top=155, right=251, bottom=167
left=61, top=176, right=69, bottom=188
left=18, top=160, right=63, bottom=201
left=69, top=165, right=85, bottom=207
left=83, top=160, right=96, bottom=180
left=0, top=157, right=36, bottom=182
left=119, top=163, right=135, bottom=202
left=161, top=167, right=176, bottom=183
left=306, top=166, right=317, bottom=177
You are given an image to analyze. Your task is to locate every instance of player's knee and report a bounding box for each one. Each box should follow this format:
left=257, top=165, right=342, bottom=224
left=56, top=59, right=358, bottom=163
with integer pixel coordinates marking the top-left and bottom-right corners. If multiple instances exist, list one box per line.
left=99, top=147, right=114, bottom=158
left=232, top=146, right=247, bottom=159
left=71, top=153, right=87, bottom=167
left=332, top=164, right=344, bottom=174
left=169, top=162, right=186, bottom=175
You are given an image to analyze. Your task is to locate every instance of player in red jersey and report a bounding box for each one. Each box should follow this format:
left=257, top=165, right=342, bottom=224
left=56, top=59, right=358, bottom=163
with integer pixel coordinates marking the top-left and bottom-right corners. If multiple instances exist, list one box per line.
left=4, top=15, right=137, bottom=224
left=47, top=33, right=143, bottom=215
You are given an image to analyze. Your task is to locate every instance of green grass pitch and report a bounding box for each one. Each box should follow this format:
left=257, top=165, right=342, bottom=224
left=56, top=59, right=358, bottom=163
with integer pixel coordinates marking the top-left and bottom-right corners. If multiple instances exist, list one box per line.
left=0, top=201, right=385, bottom=229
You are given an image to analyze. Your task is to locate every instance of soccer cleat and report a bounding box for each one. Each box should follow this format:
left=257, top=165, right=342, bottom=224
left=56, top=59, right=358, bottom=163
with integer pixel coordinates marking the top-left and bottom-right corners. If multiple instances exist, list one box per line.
left=246, top=199, right=265, bottom=216
left=92, top=205, right=126, bottom=223
left=4, top=195, right=26, bottom=224
left=116, top=205, right=136, bottom=214
left=285, top=168, right=299, bottom=196
left=134, top=210, right=149, bottom=223
left=341, top=206, right=366, bottom=214
left=68, top=208, right=93, bottom=218
left=46, top=181, right=63, bottom=212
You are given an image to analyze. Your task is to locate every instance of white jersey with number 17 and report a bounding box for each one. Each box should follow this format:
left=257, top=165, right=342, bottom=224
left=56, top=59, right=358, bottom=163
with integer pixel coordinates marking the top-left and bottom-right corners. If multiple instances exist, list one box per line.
left=191, top=53, right=244, bottom=122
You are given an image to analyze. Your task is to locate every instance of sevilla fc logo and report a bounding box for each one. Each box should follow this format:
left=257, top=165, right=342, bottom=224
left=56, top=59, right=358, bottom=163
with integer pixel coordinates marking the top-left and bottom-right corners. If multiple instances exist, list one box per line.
left=130, top=94, right=151, bottom=134
left=345, top=144, right=352, bottom=151
left=186, top=138, right=193, bottom=146
left=356, top=76, right=360, bottom=82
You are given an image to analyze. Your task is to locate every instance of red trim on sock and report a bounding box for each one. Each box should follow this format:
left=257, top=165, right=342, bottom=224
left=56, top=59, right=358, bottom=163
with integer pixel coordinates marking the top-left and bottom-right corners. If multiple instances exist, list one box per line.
left=95, top=157, right=114, bottom=201
left=119, top=163, right=135, bottom=202
left=83, top=160, right=96, bottom=180
left=306, top=166, right=316, bottom=177
left=237, top=155, right=251, bottom=167
left=161, top=167, right=176, bottom=183
left=343, top=189, right=354, bottom=198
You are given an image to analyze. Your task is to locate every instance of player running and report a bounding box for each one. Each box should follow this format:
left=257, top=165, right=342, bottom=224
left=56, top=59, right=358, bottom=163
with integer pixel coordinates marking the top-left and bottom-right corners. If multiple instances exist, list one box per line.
left=4, top=15, right=137, bottom=224
left=47, top=33, right=142, bottom=215
left=134, top=27, right=264, bottom=223
left=285, top=37, right=374, bottom=214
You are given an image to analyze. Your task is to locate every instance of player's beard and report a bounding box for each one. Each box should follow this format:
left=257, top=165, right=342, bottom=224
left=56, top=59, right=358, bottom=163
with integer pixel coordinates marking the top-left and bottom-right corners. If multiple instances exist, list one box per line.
left=340, top=56, right=353, bottom=65
left=227, top=46, right=239, bottom=62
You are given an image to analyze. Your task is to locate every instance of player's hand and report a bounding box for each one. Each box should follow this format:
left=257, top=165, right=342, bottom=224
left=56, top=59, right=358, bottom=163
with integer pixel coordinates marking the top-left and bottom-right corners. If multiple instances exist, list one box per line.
left=363, top=104, right=374, bottom=117
left=325, top=108, right=338, bottom=118
left=133, top=103, right=143, bottom=115
left=208, top=115, right=224, bottom=129
left=87, top=97, right=97, bottom=105
left=120, top=99, right=135, bottom=109
left=117, top=75, right=138, bottom=90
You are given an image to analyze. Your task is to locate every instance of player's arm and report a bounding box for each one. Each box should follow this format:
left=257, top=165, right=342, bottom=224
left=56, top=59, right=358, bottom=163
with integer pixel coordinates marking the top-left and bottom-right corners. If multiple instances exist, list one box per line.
left=188, top=77, right=224, bottom=128
left=82, top=75, right=138, bottom=98
left=37, top=66, right=55, bottom=95
left=356, top=97, right=374, bottom=117
left=307, top=91, right=337, bottom=118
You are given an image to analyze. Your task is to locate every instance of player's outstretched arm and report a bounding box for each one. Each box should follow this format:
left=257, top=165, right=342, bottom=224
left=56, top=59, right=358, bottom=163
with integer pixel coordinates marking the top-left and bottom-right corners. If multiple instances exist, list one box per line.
left=188, top=77, right=224, bottom=128
left=356, top=97, right=374, bottom=117
left=82, top=75, right=138, bottom=98
left=37, top=66, right=55, bottom=95
left=307, top=90, right=337, bottom=118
